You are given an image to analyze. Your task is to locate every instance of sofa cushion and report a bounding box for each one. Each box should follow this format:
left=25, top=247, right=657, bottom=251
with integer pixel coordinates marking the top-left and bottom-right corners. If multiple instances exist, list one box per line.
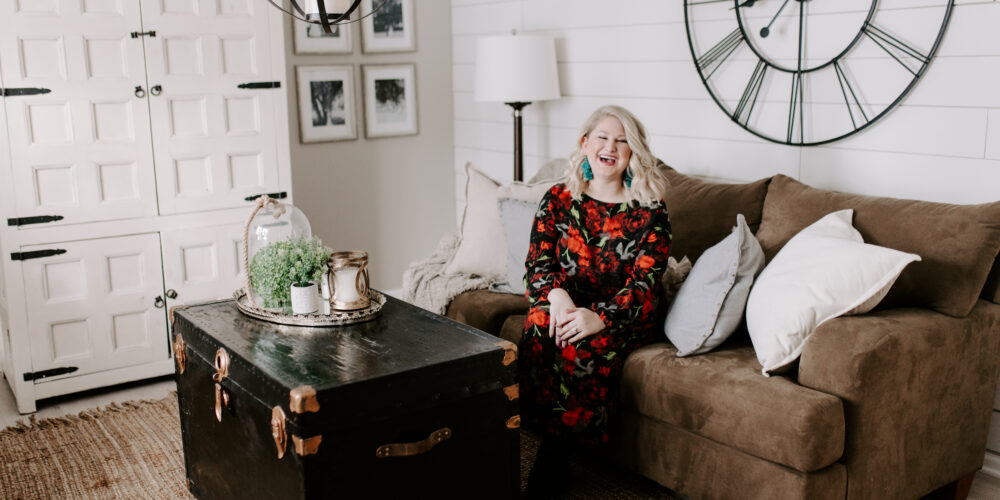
left=500, top=314, right=526, bottom=345
left=661, top=165, right=770, bottom=263
left=620, top=342, right=845, bottom=473
left=444, top=289, right=528, bottom=336
left=529, top=158, right=569, bottom=183
left=755, top=175, right=1000, bottom=317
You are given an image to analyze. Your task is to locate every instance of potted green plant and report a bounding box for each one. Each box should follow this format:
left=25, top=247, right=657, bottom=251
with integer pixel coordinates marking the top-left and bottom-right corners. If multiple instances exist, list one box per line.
left=250, top=236, right=332, bottom=313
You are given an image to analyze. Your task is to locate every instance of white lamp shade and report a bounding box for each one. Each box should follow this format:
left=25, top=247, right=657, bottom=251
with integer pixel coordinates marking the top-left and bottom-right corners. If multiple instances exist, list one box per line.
left=474, top=35, right=561, bottom=103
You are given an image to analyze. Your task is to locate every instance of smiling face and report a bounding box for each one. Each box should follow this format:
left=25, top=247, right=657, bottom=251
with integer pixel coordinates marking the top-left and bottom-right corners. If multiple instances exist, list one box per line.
left=581, top=115, right=631, bottom=182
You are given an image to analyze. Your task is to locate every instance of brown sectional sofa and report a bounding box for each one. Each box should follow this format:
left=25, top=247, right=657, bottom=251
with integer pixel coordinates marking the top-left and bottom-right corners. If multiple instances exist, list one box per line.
left=445, top=167, right=1000, bottom=499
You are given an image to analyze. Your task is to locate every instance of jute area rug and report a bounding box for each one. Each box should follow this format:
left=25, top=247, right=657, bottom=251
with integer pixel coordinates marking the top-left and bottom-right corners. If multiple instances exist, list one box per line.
left=0, top=394, right=681, bottom=499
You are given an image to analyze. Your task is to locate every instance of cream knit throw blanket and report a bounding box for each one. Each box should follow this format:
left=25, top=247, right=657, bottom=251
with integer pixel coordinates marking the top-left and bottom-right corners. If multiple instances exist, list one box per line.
left=403, top=232, right=693, bottom=316
left=402, top=232, right=495, bottom=314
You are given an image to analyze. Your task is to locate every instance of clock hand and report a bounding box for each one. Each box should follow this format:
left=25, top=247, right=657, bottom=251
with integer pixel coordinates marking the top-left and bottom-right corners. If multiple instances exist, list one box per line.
left=760, top=0, right=791, bottom=38
left=730, top=0, right=756, bottom=10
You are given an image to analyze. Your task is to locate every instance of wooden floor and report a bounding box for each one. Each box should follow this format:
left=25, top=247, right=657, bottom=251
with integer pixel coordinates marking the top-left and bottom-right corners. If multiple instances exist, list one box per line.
left=2, top=373, right=1000, bottom=499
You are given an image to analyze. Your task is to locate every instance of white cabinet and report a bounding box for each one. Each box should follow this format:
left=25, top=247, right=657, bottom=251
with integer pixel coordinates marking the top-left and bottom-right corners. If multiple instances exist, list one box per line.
left=22, top=234, right=169, bottom=384
left=0, top=1, right=157, bottom=227
left=144, top=1, right=285, bottom=215
left=0, top=0, right=292, bottom=413
left=161, top=223, right=246, bottom=304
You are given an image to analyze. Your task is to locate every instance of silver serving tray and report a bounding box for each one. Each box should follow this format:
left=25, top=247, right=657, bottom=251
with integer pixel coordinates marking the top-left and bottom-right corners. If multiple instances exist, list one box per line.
left=233, top=288, right=385, bottom=327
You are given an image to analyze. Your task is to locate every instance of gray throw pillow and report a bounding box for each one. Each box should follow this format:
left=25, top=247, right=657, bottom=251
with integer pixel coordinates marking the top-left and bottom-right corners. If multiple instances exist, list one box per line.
left=497, top=197, right=539, bottom=295
left=665, top=214, right=765, bottom=357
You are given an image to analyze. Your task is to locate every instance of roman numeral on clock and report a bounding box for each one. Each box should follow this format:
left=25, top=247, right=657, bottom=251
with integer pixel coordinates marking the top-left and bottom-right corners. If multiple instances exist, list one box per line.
left=696, top=28, right=745, bottom=79
left=733, top=59, right=767, bottom=125
left=863, top=23, right=931, bottom=76
left=787, top=72, right=804, bottom=144
left=834, top=61, right=869, bottom=130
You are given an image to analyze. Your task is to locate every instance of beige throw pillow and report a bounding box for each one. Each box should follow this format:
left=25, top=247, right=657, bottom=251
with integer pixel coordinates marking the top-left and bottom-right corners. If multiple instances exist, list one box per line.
left=444, top=163, right=557, bottom=279
left=444, top=164, right=505, bottom=278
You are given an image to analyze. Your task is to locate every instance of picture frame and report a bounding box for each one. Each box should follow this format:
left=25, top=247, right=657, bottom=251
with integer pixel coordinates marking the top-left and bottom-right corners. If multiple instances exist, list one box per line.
left=296, top=65, right=357, bottom=143
left=362, top=64, right=418, bottom=138
left=293, top=17, right=353, bottom=54
left=361, top=0, right=415, bottom=53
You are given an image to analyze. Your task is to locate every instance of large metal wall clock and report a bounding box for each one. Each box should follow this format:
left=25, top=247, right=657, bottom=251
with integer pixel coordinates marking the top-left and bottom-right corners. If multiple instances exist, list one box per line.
left=683, top=0, right=954, bottom=145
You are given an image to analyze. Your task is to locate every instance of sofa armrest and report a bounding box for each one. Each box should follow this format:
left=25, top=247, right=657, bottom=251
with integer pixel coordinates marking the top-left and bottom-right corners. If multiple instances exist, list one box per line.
left=444, top=290, right=528, bottom=336
left=797, top=301, right=1000, bottom=499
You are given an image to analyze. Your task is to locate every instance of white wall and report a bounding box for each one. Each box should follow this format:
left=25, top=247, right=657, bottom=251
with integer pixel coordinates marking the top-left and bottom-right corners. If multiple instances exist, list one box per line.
left=451, top=0, right=1000, bottom=207
left=287, top=2, right=455, bottom=291
left=451, top=0, right=1000, bottom=468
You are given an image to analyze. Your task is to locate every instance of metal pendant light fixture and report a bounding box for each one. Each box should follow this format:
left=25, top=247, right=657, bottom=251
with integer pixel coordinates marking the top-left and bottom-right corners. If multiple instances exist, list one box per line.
left=268, top=0, right=387, bottom=35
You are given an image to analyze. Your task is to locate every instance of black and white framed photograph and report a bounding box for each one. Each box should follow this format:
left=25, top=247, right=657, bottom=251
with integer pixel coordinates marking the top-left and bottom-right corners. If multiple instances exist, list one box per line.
left=296, top=65, right=357, bottom=143
left=361, top=0, right=415, bottom=53
left=362, top=64, right=417, bottom=138
left=293, top=17, right=353, bottom=54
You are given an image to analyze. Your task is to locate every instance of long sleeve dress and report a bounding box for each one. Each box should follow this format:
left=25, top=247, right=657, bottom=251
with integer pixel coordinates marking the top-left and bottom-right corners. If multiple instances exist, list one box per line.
left=520, top=183, right=672, bottom=446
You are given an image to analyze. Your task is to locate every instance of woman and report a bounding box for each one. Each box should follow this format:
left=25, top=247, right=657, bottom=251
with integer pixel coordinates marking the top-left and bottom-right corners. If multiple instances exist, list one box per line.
left=520, top=105, right=671, bottom=497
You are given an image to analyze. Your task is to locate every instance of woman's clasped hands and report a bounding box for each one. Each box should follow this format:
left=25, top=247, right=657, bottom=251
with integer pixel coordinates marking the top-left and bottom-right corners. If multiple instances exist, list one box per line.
left=547, top=288, right=606, bottom=348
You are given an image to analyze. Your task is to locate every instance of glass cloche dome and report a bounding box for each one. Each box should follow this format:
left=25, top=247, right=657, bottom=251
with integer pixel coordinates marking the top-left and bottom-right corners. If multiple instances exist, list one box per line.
left=244, top=199, right=313, bottom=310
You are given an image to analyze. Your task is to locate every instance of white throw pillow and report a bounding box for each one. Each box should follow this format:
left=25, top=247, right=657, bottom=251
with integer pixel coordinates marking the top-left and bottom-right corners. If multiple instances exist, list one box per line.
left=746, top=209, right=920, bottom=376
left=665, top=214, right=765, bottom=357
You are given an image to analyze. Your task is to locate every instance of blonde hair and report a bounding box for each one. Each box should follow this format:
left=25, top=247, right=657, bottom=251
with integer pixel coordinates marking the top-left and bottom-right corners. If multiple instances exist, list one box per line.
left=564, top=105, right=668, bottom=206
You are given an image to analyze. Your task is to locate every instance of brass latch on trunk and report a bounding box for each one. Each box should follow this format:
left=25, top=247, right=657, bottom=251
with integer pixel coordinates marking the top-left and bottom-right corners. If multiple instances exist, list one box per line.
left=271, top=406, right=288, bottom=459
left=213, top=348, right=231, bottom=422
left=173, top=334, right=187, bottom=374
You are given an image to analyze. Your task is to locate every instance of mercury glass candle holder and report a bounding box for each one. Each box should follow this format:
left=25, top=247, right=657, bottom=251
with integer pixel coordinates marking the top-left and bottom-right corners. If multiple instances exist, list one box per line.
left=327, top=251, right=370, bottom=311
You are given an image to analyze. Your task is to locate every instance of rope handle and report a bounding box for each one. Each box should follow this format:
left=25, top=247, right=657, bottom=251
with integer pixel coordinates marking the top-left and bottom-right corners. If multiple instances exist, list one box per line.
left=242, top=195, right=283, bottom=308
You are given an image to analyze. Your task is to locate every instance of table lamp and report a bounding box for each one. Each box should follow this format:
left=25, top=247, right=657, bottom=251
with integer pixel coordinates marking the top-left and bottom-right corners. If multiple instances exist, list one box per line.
left=474, top=33, right=561, bottom=182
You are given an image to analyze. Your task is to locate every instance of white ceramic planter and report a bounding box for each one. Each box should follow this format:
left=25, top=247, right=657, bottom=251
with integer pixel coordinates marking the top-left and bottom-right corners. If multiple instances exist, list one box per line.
left=290, top=282, right=319, bottom=314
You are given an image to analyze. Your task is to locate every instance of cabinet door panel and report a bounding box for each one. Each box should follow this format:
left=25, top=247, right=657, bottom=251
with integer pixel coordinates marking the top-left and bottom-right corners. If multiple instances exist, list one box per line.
left=162, top=223, right=245, bottom=305
left=143, top=0, right=282, bottom=215
left=20, top=233, right=168, bottom=381
left=0, top=2, right=158, bottom=226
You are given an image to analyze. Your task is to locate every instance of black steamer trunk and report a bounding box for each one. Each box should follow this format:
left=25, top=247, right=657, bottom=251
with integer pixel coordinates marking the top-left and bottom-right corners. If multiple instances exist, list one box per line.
left=171, top=296, right=519, bottom=499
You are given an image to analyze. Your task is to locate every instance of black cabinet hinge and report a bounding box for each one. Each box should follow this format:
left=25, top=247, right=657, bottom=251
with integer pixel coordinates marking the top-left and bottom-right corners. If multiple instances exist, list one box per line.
left=8, top=215, right=64, bottom=226
left=237, top=81, right=281, bottom=89
left=245, top=191, right=287, bottom=202
left=23, top=366, right=78, bottom=381
left=130, top=30, right=156, bottom=38
left=11, top=249, right=66, bottom=261
left=1, top=87, right=51, bottom=97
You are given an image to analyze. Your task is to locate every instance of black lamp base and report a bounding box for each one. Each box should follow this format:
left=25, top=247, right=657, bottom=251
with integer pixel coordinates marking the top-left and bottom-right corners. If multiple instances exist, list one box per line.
left=505, top=101, right=531, bottom=182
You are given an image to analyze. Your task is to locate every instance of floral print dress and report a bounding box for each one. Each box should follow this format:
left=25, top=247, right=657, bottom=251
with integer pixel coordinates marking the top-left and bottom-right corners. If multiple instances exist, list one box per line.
left=520, top=183, right=672, bottom=445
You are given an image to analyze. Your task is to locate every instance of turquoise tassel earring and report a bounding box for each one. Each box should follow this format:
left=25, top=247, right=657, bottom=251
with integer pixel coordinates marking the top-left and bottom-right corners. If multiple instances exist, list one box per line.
left=624, top=169, right=633, bottom=188
left=582, top=158, right=594, bottom=181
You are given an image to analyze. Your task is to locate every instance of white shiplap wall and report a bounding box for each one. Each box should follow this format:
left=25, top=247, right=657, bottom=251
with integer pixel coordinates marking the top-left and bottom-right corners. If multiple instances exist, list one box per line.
left=451, top=0, right=1000, bottom=473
